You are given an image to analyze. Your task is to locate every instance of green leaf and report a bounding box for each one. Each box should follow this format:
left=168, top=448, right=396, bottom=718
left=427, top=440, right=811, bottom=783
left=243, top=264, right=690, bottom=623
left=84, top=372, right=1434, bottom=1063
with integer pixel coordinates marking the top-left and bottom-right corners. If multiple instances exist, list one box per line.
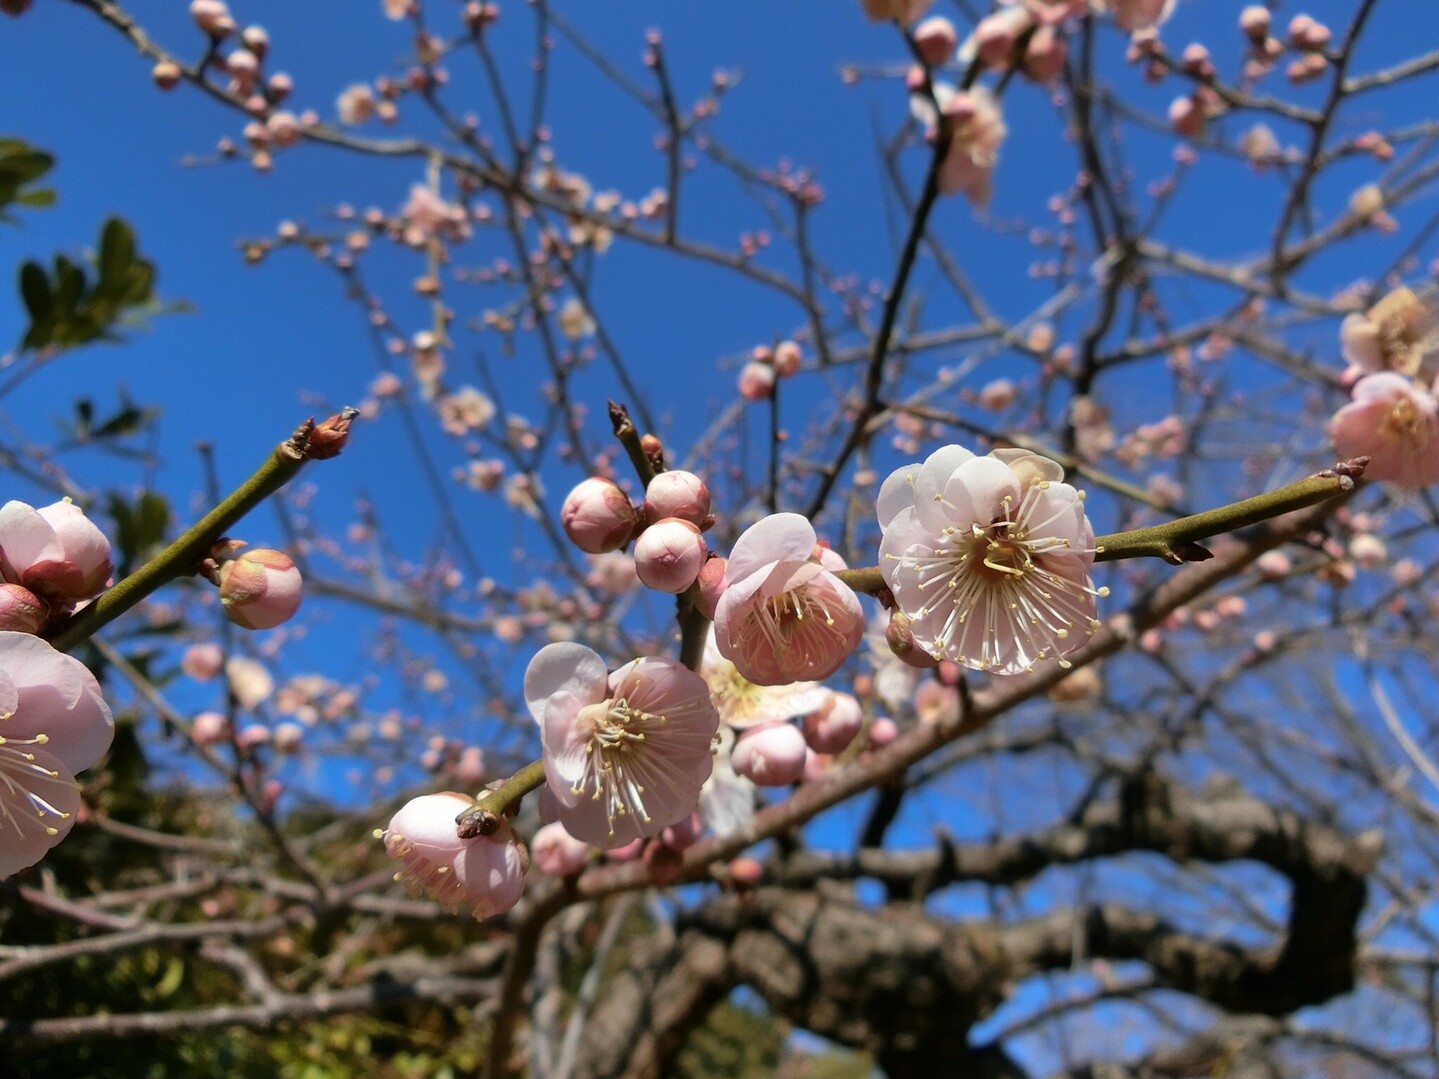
left=18, top=259, right=52, bottom=349
left=96, top=216, right=136, bottom=297
left=14, top=187, right=55, bottom=208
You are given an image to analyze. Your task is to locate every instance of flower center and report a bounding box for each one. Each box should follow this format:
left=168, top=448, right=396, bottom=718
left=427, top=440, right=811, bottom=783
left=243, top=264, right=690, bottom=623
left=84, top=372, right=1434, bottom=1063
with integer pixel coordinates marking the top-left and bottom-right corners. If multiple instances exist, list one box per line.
left=899, top=481, right=1107, bottom=672
left=574, top=675, right=667, bottom=837
left=0, top=732, right=70, bottom=840
left=1381, top=395, right=1425, bottom=441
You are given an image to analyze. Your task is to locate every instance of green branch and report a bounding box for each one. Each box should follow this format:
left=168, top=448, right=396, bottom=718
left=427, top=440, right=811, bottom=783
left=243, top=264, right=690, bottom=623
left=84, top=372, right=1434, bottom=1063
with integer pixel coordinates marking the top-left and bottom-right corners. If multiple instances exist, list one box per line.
left=46, top=412, right=355, bottom=653
left=456, top=759, right=547, bottom=839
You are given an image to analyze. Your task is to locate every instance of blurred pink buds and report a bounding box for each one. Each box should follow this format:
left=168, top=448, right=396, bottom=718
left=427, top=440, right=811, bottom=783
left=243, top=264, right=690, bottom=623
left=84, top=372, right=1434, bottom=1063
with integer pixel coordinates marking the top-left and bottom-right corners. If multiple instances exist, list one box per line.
left=1107, top=0, right=1175, bottom=32
left=561, top=477, right=640, bottom=554
left=531, top=821, right=590, bottom=877
left=191, top=711, right=230, bottom=745
left=152, top=60, right=182, bottom=90
left=772, top=340, right=802, bottom=378
left=218, top=548, right=304, bottom=630
left=0, top=633, right=115, bottom=877
left=937, top=88, right=1006, bottom=206
left=695, top=555, right=728, bottom=620
left=643, top=470, right=712, bottom=528
left=738, top=360, right=776, bottom=402
left=1238, top=5, right=1271, bottom=41
left=914, top=16, right=957, bottom=66
left=1339, top=287, right=1438, bottom=377
left=0, top=499, right=112, bottom=608
left=803, top=691, right=863, bottom=754
left=1022, top=25, right=1067, bottom=83
left=524, top=643, right=720, bottom=847
left=713, top=513, right=866, bottom=686
left=971, top=6, right=1032, bottom=70
left=730, top=722, right=808, bottom=786
left=190, top=0, right=234, bottom=38
left=634, top=517, right=707, bottom=593
left=861, top=0, right=932, bottom=23
left=383, top=792, right=528, bottom=920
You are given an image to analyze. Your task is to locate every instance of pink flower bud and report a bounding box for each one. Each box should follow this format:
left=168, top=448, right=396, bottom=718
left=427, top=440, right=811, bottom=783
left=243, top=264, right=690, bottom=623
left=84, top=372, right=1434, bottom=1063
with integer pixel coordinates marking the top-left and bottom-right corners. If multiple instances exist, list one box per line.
left=0, top=583, right=45, bottom=634
left=384, top=792, right=528, bottom=920
left=241, top=24, right=269, bottom=57
left=453, top=746, right=486, bottom=785
left=190, top=0, right=234, bottom=37
left=273, top=722, right=303, bottom=752
left=191, top=711, right=230, bottom=745
left=561, top=477, right=639, bottom=554
left=695, top=555, right=728, bottom=619
left=152, top=60, right=182, bottom=90
left=644, top=470, right=711, bottom=527
left=607, top=837, right=644, bottom=862
left=978, top=378, right=1017, bottom=411
left=914, top=16, right=957, bottom=66
left=0, top=500, right=113, bottom=605
left=1023, top=25, right=1067, bottom=83
left=730, top=722, right=807, bottom=786
left=885, top=611, right=940, bottom=669
left=661, top=811, right=703, bottom=851
left=225, top=49, right=259, bottom=92
left=868, top=716, right=899, bottom=748
left=1239, top=5, right=1270, bottom=41
left=267, top=72, right=294, bottom=102
left=266, top=111, right=301, bottom=148
left=531, top=821, right=590, bottom=876
left=219, top=548, right=303, bottom=630
left=1168, top=95, right=1204, bottom=138
left=803, top=692, right=863, bottom=754
left=634, top=517, right=707, bottom=593
left=974, top=6, right=1032, bottom=69
left=181, top=643, right=224, bottom=680
left=738, top=361, right=776, bottom=401
left=728, top=855, right=763, bottom=888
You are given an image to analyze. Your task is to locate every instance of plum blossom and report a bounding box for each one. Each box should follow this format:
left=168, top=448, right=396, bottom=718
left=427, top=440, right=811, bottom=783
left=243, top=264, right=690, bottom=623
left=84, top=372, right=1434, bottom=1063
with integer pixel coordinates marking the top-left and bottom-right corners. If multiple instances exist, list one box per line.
left=1340, top=287, right=1439, bottom=378
left=699, top=630, right=829, bottom=730
left=879, top=445, right=1104, bottom=674
left=917, top=86, right=1006, bottom=207
left=524, top=643, right=719, bottom=847
left=713, top=513, right=866, bottom=686
left=382, top=792, right=528, bottom=920
left=219, top=548, right=303, bottom=630
left=1096, top=0, right=1175, bottom=32
left=398, top=183, right=469, bottom=246
left=1330, top=373, right=1439, bottom=488
left=0, top=499, right=112, bottom=609
left=0, top=633, right=114, bottom=877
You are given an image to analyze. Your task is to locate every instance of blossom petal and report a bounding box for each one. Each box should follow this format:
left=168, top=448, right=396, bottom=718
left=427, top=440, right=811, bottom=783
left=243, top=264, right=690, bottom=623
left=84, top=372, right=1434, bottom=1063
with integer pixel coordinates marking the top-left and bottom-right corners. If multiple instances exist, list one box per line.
left=524, top=642, right=608, bottom=726
left=876, top=461, right=922, bottom=526
left=913, top=445, right=976, bottom=531
left=725, top=513, right=816, bottom=585
left=0, top=744, right=80, bottom=878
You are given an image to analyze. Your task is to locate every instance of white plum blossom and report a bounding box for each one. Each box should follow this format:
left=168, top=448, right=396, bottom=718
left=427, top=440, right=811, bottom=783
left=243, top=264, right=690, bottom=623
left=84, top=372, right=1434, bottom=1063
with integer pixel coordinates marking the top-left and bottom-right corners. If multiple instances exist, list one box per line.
left=878, top=445, right=1105, bottom=674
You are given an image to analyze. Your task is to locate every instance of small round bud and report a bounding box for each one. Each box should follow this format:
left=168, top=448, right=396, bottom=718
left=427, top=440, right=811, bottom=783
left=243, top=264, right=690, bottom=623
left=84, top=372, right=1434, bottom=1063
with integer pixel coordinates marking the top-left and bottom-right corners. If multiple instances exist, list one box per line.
left=633, top=517, right=707, bottom=593
left=694, top=555, right=727, bottom=619
left=737, top=361, right=775, bottom=402
left=241, top=24, right=269, bottom=57
left=1167, top=95, right=1204, bottom=138
left=191, top=711, right=230, bottom=745
left=190, top=0, right=234, bottom=37
left=661, top=812, right=703, bottom=851
left=561, top=477, right=639, bottom=554
left=867, top=716, right=899, bottom=749
left=913, top=16, right=957, bottom=67
left=152, top=60, right=183, bottom=90
left=643, top=470, right=711, bottom=527
left=532, top=821, right=590, bottom=877
left=1023, top=25, right=1067, bottom=84
left=1238, top=5, right=1270, bottom=41
left=731, top=722, right=807, bottom=786
left=772, top=339, right=802, bottom=378
left=803, top=692, right=863, bottom=755
left=886, top=611, right=940, bottom=669
left=181, top=643, right=224, bottom=680
left=219, top=548, right=303, bottom=630
left=728, top=855, right=763, bottom=889
left=267, top=72, right=294, bottom=102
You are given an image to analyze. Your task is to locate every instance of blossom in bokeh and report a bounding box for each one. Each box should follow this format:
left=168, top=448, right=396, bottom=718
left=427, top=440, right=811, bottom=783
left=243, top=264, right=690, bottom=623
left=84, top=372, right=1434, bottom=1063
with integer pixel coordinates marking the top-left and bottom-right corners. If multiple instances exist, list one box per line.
left=730, top=722, right=807, bottom=786
left=0, top=633, right=114, bottom=877
left=382, top=792, right=528, bottom=920
left=0, top=499, right=112, bottom=608
left=861, top=0, right=931, bottom=23
left=524, top=643, right=719, bottom=847
left=879, top=445, right=1102, bottom=673
left=699, top=631, right=829, bottom=730
left=713, top=513, right=865, bottom=686
left=1098, top=0, right=1174, bottom=32
left=937, top=89, right=1006, bottom=207
left=1330, top=373, right=1439, bottom=488
left=531, top=821, right=590, bottom=877
left=1340, top=287, right=1439, bottom=378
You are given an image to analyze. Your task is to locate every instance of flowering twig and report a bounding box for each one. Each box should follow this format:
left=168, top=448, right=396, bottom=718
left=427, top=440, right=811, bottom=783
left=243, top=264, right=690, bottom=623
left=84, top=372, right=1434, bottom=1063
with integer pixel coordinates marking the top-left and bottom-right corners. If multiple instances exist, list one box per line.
left=45, top=411, right=356, bottom=653
left=456, top=759, right=548, bottom=839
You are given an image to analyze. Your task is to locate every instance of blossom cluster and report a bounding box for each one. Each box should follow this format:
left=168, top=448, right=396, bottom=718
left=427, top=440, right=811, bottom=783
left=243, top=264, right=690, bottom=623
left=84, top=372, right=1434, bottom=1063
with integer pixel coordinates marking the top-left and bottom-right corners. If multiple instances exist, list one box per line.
left=1330, top=287, right=1439, bottom=488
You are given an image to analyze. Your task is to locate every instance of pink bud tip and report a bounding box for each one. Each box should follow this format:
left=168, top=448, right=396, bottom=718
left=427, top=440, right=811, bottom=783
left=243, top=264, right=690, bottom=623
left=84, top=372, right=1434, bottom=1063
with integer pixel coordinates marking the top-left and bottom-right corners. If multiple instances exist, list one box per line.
left=561, top=477, right=640, bottom=554
left=219, top=548, right=304, bottom=630
left=633, top=517, right=707, bottom=593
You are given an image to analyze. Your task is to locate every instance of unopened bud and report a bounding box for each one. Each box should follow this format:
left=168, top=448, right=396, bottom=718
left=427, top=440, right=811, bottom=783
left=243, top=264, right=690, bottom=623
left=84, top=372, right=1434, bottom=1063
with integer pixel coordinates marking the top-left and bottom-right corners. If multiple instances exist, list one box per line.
left=561, top=477, right=640, bottom=554
left=306, top=409, right=358, bottom=459
left=633, top=517, right=707, bottom=593
left=219, top=548, right=304, bottom=630
left=886, top=611, right=940, bottom=669
left=1238, top=5, right=1270, bottom=41
left=642, top=838, right=685, bottom=884
left=0, top=583, right=46, bottom=634
left=152, top=60, right=183, bottom=90
left=913, top=16, right=957, bottom=67
left=803, top=692, right=863, bottom=754
left=190, top=0, right=234, bottom=37
left=694, top=555, right=727, bottom=619
left=644, top=470, right=711, bottom=527
left=731, top=722, right=807, bottom=786
left=738, top=361, right=775, bottom=401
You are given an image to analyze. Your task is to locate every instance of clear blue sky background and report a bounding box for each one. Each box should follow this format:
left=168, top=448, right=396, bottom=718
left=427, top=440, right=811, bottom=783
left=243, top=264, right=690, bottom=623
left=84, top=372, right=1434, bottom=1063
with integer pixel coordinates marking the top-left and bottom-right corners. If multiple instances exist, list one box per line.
left=2, top=0, right=1433, bottom=1065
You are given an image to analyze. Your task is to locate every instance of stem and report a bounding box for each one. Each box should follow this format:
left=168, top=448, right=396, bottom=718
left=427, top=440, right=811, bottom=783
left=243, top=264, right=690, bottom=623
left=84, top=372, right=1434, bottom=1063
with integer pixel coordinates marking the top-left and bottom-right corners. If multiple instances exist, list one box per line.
left=835, top=462, right=1364, bottom=594
left=45, top=415, right=349, bottom=653
left=456, top=759, right=548, bottom=838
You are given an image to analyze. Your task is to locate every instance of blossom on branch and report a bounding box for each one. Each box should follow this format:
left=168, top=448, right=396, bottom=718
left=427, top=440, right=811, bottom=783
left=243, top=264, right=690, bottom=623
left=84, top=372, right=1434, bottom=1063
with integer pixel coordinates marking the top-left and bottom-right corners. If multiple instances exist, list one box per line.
left=382, top=792, right=528, bottom=920
left=0, top=499, right=112, bottom=611
left=713, top=514, right=866, bottom=686
left=1331, top=373, right=1439, bottom=488
left=878, top=445, right=1103, bottom=674
left=0, top=632, right=114, bottom=877
left=524, top=643, right=719, bottom=848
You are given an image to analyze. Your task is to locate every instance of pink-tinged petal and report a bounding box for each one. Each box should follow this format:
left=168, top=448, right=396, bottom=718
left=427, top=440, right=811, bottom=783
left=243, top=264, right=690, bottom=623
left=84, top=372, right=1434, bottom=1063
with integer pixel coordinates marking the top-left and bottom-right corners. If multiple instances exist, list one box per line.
left=0, top=632, right=113, bottom=774
left=1340, top=313, right=1382, bottom=371
left=725, top=512, right=816, bottom=584
left=1351, top=371, right=1416, bottom=403
left=0, top=667, right=17, bottom=720
left=35, top=502, right=112, bottom=599
left=383, top=793, right=527, bottom=920
left=913, top=445, right=976, bottom=531
left=451, top=832, right=529, bottom=920
left=540, top=691, right=590, bottom=806
left=531, top=821, right=590, bottom=876
left=876, top=461, right=922, bottom=526
left=0, top=744, right=80, bottom=878
left=989, top=447, right=1065, bottom=485
left=524, top=642, right=608, bottom=725
left=0, top=502, right=62, bottom=586
left=941, top=455, right=1020, bottom=525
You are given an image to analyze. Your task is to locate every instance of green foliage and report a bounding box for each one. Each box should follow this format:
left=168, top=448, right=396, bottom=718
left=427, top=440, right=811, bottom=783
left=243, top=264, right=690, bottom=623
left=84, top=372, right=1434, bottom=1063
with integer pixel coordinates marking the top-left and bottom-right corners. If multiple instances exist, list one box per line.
left=107, top=490, right=172, bottom=578
left=0, top=136, right=56, bottom=222
left=674, top=998, right=785, bottom=1079
left=16, top=216, right=184, bottom=352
